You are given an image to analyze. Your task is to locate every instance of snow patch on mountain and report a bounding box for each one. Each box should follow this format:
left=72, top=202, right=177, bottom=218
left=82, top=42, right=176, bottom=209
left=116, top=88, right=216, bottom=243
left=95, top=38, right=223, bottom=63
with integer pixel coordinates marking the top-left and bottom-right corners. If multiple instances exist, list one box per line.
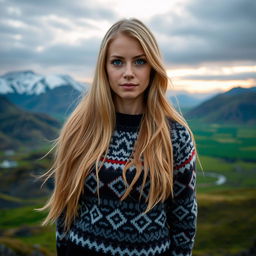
left=0, top=70, right=87, bottom=95
left=0, top=78, right=12, bottom=93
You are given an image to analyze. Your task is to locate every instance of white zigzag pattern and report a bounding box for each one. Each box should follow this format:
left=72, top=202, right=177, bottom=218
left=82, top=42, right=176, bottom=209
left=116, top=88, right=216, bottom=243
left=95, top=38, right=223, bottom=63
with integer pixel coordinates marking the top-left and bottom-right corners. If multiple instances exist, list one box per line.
left=56, top=231, right=67, bottom=240
left=101, top=161, right=136, bottom=171
left=173, top=139, right=194, bottom=162
left=99, top=157, right=137, bottom=171
left=109, top=131, right=137, bottom=151
left=69, top=231, right=170, bottom=256
left=108, top=147, right=133, bottom=158
left=107, top=133, right=138, bottom=157
left=112, top=130, right=138, bottom=139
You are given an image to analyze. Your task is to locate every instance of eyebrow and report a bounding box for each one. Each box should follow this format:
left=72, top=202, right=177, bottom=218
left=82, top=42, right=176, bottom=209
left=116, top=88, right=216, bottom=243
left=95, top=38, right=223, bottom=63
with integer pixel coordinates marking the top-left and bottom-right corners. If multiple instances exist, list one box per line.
left=110, top=54, right=146, bottom=59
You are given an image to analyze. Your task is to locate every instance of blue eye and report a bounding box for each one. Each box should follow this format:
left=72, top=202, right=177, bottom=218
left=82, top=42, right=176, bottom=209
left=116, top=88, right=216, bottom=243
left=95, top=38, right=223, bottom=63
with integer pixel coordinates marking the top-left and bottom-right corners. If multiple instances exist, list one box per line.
left=135, top=59, right=147, bottom=65
left=111, top=59, right=123, bottom=66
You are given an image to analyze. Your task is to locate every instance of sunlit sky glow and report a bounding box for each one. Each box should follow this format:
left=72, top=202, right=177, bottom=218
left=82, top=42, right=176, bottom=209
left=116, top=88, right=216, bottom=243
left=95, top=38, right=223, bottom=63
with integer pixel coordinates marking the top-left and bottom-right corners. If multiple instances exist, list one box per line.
left=0, top=0, right=255, bottom=93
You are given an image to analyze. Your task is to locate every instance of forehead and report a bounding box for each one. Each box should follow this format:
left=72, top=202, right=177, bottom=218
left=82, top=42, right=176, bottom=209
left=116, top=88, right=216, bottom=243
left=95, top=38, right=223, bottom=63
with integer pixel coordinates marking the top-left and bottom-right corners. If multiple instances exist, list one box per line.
left=107, top=33, right=144, bottom=57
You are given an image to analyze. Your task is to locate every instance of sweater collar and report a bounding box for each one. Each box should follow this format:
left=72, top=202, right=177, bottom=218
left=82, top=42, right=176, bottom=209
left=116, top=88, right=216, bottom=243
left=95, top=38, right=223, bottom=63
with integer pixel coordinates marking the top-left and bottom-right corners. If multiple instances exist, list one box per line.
left=115, top=112, right=143, bottom=131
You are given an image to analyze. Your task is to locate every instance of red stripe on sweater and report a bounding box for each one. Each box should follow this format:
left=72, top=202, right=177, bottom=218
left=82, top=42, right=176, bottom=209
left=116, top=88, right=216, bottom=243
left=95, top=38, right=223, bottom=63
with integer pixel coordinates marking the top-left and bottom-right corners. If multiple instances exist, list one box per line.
left=174, top=149, right=196, bottom=170
left=100, top=157, right=128, bottom=165
left=101, top=149, right=195, bottom=170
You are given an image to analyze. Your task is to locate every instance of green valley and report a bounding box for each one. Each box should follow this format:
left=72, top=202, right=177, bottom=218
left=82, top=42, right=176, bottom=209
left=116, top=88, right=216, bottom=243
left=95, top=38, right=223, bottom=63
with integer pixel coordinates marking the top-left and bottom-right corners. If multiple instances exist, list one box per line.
left=0, top=121, right=256, bottom=255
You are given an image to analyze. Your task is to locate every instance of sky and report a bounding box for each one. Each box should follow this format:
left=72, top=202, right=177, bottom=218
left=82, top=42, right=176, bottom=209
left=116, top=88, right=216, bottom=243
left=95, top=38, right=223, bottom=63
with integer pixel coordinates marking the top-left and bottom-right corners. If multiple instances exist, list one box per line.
left=0, top=0, right=255, bottom=93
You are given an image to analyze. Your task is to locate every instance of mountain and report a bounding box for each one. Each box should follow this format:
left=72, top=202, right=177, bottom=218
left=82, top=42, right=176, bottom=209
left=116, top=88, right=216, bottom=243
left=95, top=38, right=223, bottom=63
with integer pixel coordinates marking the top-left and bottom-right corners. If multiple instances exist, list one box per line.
left=186, top=86, right=256, bottom=124
left=0, top=70, right=85, bottom=95
left=223, top=86, right=256, bottom=96
left=0, top=70, right=88, bottom=118
left=0, top=95, right=61, bottom=150
left=166, top=90, right=216, bottom=109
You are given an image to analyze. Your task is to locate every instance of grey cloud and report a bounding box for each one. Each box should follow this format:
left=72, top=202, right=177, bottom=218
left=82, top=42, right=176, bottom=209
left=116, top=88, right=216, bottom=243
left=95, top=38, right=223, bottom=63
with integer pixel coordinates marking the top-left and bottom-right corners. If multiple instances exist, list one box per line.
left=0, top=47, right=35, bottom=67
left=38, top=38, right=100, bottom=66
left=0, top=24, right=55, bottom=51
left=187, top=0, right=256, bottom=23
left=0, top=0, right=116, bottom=41
left=149, top=0, right=256, bottom=65
left=0, top=0, right=112, bottom=74
left=180, top=72, right=256, bottom=81
left=0, top=23, right=24, bottom=35
left=7, top=0, right=117, bottom=21
left=1, top=0, right=255, bottom=80
left=0, top=37, right=100, bottom=71
left=0, top=0, right=116, bottom=49
left=46, top=19, right=74, bottom=31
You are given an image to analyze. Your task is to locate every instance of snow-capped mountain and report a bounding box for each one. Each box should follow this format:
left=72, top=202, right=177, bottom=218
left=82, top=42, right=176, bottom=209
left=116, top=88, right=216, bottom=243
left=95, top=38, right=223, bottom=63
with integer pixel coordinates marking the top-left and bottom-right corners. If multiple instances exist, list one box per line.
left=0, top=70, right=86, bottom=95
left=0, top=70, right=88, bottom=119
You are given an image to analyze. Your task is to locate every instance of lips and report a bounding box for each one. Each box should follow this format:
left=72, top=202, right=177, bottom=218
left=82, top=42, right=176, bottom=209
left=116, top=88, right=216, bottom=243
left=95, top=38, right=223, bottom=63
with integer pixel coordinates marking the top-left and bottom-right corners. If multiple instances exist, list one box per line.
left=120, top=83, right=138, bottom=87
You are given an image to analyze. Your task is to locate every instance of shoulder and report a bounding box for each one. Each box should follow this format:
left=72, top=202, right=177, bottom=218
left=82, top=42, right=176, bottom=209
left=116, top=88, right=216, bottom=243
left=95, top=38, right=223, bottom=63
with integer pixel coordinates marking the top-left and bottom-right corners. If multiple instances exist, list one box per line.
left=167, top=118, right=196, bottom=172
left=167, top=119, right=194, bottom=150
left=168, top=119, right=191, bottom=141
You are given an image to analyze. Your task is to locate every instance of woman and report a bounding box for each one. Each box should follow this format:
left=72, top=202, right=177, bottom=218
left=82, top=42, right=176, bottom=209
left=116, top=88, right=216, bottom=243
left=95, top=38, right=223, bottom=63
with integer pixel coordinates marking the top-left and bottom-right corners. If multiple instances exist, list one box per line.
left=40, top=18, right=197, bottom=256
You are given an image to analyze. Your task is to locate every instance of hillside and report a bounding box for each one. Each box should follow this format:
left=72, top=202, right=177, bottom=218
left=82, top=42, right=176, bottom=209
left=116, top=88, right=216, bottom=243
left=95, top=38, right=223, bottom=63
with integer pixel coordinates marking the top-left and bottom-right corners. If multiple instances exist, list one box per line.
left=186, top=86, right=256, bottom=124
left=0, top=96, right=61, bottom=150
left=6, top=85, right=83, bottom=119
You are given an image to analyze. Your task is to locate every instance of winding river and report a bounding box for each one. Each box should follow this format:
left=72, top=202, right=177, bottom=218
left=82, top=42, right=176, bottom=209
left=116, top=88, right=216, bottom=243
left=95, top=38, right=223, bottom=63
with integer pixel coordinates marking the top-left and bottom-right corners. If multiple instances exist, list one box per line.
left=199, top=172, right=227, bottom=186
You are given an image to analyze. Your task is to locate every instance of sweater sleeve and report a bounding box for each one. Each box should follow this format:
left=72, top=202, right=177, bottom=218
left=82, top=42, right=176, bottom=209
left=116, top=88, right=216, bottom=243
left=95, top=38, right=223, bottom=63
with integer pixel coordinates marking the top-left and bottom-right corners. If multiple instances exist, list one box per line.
left=56, top=213, right=70, bottom=255
left=167, top=122, right=197, bottom=256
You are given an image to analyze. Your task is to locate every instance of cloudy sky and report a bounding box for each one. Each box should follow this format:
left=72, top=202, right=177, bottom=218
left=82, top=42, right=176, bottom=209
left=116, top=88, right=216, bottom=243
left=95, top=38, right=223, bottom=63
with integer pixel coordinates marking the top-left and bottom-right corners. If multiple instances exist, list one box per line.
left=0, top=0, right=255, bottom=93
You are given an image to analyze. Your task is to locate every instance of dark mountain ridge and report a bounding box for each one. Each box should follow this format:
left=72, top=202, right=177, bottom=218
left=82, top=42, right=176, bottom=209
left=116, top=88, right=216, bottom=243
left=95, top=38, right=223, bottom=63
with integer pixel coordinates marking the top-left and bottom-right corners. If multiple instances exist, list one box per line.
left=0, top=96, right=61, bottom=150
left=186, top=86, right=256, bottom=124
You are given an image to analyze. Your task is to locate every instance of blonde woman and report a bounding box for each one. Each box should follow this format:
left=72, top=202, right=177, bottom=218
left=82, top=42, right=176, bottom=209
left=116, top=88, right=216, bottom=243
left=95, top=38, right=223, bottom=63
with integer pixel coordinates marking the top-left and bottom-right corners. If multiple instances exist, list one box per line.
left=40, top=18, right=197, bottom=256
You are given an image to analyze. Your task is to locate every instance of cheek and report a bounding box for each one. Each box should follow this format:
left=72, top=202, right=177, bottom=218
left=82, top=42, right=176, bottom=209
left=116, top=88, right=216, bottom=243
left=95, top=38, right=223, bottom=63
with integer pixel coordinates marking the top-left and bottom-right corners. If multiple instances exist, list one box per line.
left=107, top=68, right=120, bottom=83
left=142, top=68, right=151, bottom=83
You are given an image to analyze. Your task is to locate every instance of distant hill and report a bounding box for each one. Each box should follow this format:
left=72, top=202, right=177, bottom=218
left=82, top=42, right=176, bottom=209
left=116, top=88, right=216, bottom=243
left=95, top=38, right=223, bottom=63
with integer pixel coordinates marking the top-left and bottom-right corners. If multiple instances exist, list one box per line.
left=224, top=86, right=256, bottom=96
left=0, top=70, right=88, bottom=118
left=0, top=96, right=61, bottom=150
left=186, top=86, right=256, bottom=124
left=167, top=90, right=216, bottom=109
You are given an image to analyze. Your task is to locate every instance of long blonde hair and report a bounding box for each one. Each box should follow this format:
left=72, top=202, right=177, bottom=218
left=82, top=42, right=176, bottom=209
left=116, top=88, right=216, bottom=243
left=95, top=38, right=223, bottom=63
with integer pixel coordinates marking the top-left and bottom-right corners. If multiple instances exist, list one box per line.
left=39, top=18, right=195, bottom=231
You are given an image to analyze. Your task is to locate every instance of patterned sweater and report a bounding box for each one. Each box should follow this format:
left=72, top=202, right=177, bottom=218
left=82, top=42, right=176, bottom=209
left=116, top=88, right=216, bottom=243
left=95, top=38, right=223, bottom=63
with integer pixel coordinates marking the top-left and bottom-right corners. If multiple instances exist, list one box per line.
left=56, top=112, right=197, bottom=256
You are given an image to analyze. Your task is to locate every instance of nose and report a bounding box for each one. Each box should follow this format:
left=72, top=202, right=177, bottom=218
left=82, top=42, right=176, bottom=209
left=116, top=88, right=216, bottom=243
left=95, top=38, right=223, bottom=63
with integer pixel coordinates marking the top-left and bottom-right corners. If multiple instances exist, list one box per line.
left=123, top=63, right=134, bottom=79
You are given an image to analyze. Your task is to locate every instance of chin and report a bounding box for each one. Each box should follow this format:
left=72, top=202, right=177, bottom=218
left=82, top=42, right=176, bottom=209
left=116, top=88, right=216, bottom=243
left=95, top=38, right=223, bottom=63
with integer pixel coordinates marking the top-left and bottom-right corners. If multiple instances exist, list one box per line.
left=121, top=94, right=140, bottom=100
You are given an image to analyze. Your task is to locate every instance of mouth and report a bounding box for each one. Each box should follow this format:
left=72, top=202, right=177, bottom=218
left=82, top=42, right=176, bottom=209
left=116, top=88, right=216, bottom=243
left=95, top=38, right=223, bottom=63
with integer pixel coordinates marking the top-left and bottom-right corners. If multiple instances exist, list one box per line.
left=120, top=83, right=138, bottom=87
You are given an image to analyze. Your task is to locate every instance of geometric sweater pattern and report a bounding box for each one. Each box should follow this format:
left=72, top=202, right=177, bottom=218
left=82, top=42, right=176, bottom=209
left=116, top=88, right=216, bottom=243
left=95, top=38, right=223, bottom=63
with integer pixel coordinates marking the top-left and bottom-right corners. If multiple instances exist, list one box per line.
left=56, top=112, right=197, bottom=256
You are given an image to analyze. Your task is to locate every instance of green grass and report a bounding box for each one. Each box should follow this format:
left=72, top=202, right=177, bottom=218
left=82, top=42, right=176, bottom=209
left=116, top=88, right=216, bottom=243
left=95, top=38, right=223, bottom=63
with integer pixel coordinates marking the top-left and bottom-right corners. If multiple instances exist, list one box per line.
left=196, top=156, right=256, bottom=193
left=197, top=173, right=218, bottom=184
left=0, top=203, right=56, bottom=254
left=0, top=193, right=25, bottom=203
left=189, top=121, right=256, bottom=161
left=19, top=225, right=56, bottom=253
left=0, top=236, right=55, bottom=256
left=194, top=188, right=256, bottom=255
left=0, top=205, right=47, bottom=228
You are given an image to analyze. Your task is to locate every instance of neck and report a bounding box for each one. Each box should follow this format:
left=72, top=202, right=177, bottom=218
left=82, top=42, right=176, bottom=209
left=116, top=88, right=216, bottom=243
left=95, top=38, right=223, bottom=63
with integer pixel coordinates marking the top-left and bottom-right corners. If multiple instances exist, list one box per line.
left=114, top=97, right=145, bottom=115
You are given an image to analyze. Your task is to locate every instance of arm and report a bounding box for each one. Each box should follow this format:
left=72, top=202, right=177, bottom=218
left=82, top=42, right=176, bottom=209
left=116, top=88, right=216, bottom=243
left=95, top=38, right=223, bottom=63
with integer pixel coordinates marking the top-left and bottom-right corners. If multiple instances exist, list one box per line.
left=167, top=122, right=197, bottom=256
left=56, top=213, right=70, bottom=255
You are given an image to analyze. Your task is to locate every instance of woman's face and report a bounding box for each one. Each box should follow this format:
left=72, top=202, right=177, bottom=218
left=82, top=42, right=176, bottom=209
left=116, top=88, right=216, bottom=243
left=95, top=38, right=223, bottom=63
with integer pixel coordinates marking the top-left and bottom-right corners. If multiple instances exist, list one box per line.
left=106, top=33, right=151, bottom=113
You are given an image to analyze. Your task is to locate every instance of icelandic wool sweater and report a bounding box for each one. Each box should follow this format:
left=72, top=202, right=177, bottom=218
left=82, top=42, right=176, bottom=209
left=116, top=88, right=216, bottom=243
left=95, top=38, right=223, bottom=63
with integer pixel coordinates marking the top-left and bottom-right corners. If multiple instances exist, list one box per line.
left=56, top=112, right=197, bottom=256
